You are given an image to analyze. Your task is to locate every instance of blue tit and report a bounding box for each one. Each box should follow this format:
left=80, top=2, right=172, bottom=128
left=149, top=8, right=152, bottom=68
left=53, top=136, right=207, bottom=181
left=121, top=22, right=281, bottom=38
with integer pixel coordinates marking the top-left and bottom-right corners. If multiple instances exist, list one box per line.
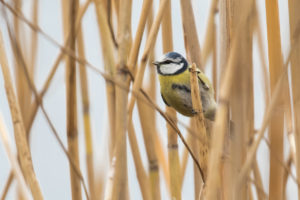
left=153, top=52, right=216, bottom=120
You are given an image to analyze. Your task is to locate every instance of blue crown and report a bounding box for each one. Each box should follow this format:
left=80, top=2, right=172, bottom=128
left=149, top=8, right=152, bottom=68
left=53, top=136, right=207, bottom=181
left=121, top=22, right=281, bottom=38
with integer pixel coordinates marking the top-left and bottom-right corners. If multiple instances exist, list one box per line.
left=165, top=52, right=184, bottom=61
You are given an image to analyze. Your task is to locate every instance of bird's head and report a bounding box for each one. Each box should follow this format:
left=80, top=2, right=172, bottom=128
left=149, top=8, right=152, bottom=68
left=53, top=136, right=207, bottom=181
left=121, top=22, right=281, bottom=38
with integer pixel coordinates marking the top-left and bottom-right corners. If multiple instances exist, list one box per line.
left=152, top=52, right=188, bottom=76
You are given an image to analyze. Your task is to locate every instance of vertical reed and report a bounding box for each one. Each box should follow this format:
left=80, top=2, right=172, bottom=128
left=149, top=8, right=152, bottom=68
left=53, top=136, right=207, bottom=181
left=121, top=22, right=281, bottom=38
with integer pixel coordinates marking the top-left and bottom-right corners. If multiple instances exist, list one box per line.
left=161, top=1, right=181, bottom=199
left=77, top=22, right=96, bottom=200
left=265, top=0, right=284, bottom=199
left=147, top=6, right=171, bottom=192
left=179, top=0, right=202, bottom=70
left=127, top=121, right=151, bottom=200
left=201, top=0, right=219, bottom=68
left=28, top=0, right=38, bottom=78
left=63, top=0, right=82, bottom=199
left=12, top=0, right=31, bottom=124
left=189, top=63, right=208, bottom=183
left=288, top=0, right=300, bottom=199
left=230, top=1, right=255, bottom=199
left=92, top=0, right=117, bottom=160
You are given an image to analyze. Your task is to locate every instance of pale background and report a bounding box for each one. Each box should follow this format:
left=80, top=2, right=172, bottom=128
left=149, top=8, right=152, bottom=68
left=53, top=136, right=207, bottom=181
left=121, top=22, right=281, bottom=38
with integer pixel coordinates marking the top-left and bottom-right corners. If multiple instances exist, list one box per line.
left=0, top=0, right=295, bottom=199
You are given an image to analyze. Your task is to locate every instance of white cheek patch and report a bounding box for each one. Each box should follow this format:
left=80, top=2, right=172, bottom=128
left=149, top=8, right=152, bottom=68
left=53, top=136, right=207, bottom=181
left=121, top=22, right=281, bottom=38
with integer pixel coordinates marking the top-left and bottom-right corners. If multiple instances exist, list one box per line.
left=159, top=63, right=184, bottom=75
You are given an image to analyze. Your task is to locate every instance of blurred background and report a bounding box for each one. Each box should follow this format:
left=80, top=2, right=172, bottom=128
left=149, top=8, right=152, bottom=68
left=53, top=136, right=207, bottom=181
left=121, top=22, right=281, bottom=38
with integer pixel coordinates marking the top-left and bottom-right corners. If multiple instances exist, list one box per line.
left=0, top=0, right=297, bottom=199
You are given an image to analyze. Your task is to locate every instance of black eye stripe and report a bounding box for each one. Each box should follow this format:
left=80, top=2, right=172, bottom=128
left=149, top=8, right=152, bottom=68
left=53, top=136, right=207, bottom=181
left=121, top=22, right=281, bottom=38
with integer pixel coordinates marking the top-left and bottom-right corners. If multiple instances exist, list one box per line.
left=160, top=60, right=183, bottom=65
left=161, top=60, right=174, bottom=64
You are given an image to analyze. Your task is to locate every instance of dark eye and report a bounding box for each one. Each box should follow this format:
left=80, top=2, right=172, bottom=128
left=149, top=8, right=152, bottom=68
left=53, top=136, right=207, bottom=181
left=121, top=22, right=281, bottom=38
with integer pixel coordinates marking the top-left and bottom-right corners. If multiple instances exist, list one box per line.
left=161, top=60, right=173, bottom=65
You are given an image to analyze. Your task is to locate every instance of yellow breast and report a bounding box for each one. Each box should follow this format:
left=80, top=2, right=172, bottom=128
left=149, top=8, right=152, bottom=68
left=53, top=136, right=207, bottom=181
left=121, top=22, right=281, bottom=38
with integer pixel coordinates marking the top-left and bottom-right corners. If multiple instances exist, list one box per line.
left=158, top=69, right=194, bottom=116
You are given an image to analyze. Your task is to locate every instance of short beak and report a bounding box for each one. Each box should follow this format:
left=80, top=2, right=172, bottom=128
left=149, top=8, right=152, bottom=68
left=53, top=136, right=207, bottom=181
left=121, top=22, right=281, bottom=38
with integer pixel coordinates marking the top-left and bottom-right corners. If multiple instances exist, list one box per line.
left=152, top=61, right=159, bottom=66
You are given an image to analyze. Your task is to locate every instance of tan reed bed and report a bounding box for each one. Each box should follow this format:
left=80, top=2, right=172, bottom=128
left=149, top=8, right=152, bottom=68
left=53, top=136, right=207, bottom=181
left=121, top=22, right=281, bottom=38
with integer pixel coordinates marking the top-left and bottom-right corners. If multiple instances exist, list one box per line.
left=1, top=0, right=300, bottom=200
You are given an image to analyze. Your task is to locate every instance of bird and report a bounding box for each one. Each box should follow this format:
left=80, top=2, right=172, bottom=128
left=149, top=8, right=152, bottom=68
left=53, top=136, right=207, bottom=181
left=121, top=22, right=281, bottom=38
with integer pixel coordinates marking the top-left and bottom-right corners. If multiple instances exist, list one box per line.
left=153, top=52, right=216, bottom=120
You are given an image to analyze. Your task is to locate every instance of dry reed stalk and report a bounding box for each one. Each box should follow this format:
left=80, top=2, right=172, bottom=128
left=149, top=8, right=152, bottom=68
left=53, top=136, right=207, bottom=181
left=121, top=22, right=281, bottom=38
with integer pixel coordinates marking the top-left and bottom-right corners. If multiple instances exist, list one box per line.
left=126, top=0, right=153, bottom=77
left=160, top=1, right=181, bottom=199
left=179, top=127, right=192, bottom=187
left=0, top=115, right=31, bottom=200
left=282, top=154, right=293, bottom=200
left=179, top=0, right=202, bottom=70
left=192, top=121, right=203, bottom=200
left=250, top=178, right=268, bottom=199
left=29, top=0, right=39, bottom=78
left=93, top=0, right=117, bottom=160
left=287, top=118, right=296, bottom=164
left=288, top=0, right=300, bottom=198
left=136, top=98, right=162, bottom=200
left=189, top=63, right=208, bottom=182
left=219, top=0, right=232, bottom=78
left=106, top=0, right=132, bottom=199
left=77, top=23, right=96, bottom=200
left=112, top=0, right=120, bottom=21
left=218, top=5, right=234, bottom=198
left=62, top=0, right=82, bottom=199
left=105, top=0, right=117, bottom=47
left=0, top=172, right=14, bottom=200
left=265, top=0, right=284, bottom=199
left=0, top=30, right=44, bottom=200
left=204, top=35, right=240, bottom=199
left=146, top=5, right=171, bottom=192
left=128, top=121, right=151, bottom=200
left=153, top=131, right=170, bottom=191
left=248, top=185, right=254, bottom=200
left=253, top=159, right=265, bottom=200
left=201, top=0, right=219, bottom=67
left=189, top=117, right=202, bottom=197
left=254, top=9, right=270, bottom=107
left=212, top=22, right=217, bottom=99
left=231, top=1, right=255, bottom=199
left=12, top=0, right=32, bottom=124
